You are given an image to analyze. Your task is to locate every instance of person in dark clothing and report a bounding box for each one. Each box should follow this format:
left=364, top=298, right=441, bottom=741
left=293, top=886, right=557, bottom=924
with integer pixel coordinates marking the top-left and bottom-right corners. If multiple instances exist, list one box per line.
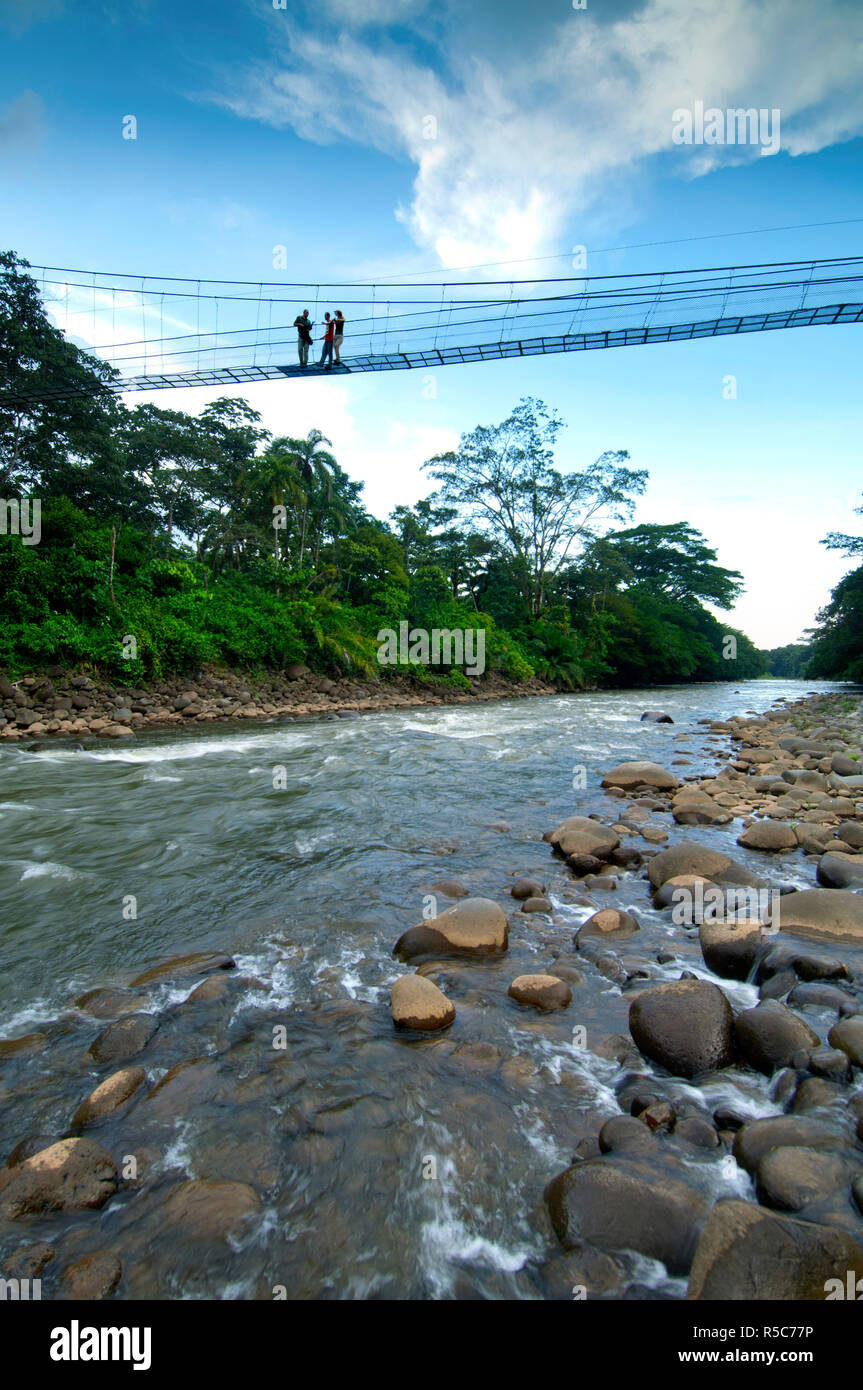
left=294, top=309, right=313, bottom=367
left=319, top=312, right=335, bottom=369
left=333, top=310, right=346, bottom=366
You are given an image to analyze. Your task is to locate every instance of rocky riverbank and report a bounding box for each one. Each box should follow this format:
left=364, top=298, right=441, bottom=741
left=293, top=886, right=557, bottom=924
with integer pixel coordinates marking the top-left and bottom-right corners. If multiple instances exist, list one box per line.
left=2, top=687, right=863, bottom=1300
left=0, top=664, right=556, bottom=742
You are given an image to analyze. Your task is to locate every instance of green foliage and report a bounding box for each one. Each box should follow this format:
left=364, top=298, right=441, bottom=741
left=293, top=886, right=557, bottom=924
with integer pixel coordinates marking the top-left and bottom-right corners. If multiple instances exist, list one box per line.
left=808, top=565, right=863, bottom=682
left=0, top=249, right=766, bottom=691
left=761, top=642, right=812, bottom=678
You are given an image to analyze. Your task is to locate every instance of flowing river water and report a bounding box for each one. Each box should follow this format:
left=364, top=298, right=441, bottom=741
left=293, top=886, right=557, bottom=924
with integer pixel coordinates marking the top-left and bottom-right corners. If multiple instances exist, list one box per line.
left=0, top=678, right=857, bottom=1299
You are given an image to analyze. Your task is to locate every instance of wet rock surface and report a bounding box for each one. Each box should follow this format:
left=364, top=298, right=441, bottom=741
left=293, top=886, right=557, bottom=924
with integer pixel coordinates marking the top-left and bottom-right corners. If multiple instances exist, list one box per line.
left=2, top=684, right=863, bottom=1300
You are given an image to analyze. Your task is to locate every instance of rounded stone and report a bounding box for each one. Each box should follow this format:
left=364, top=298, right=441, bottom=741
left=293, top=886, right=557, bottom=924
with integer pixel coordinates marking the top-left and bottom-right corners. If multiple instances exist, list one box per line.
left=390, top=975, right=455, bottom=1031
left=628, top=979, right=734, bottom=1079
left=508, top=974, right=572, bottom=1011
left=72, top=1066, right=146, bottom=1128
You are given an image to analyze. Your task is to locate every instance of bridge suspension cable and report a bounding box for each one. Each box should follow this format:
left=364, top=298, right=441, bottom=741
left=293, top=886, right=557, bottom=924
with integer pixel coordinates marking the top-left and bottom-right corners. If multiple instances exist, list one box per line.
left=12, top=254, right=863, bottom=399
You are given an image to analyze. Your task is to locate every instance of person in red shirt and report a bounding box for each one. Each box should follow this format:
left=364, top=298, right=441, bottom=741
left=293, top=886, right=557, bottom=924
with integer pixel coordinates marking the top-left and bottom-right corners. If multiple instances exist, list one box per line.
left=319, top=312, right=335, bottom=369
left=333, top=310, right=346, bottom=365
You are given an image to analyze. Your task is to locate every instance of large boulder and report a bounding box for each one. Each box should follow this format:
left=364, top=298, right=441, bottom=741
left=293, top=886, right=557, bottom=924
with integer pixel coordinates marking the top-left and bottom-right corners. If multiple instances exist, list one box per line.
left=817, top=853, right=863, bottom=890
left=0, top=1139, right=117, bottom=1218
left=732, top=1116, right=843, bottom=1175
left=130, top=951, right=236, bottom=987
left=673, top=790, right=732, bottom=827
left=734, top=1001, right=820, bottom=1075
left=629, top=979, right=735, bottom=1079
left=828, top=1015, right=863, bottom=1066
left=508, top=974, right=572, bottom=1011
left=545, top=1158, right=707, bottom=1275
left=72, top=1066, right=146, bottom=1128
left=390, top=975, right=455, bottom=1031
left=775, top=889, right=863, bottom=944
left=687, top=1198, right=863, bottom=1299
left=601, top=762, right=679, bottom=792
left=88, top=1013, right=158, bottom=1065
left=755, top=1146, right=853, bottom=1212
left=737, top=821, right=797, bottom=852
left=393, top=898, right=508, bottom=961
left=62, top=1250, right=122, bottom=1300
left=147, top=1180, right=260, bottom=1245
left=548, top=817, right=619, bottom=861
left=575, top=908, right=640, bottom=944
left=699, top=919, right=767, bottom=981
left=647, top=842, right=766, bottom=891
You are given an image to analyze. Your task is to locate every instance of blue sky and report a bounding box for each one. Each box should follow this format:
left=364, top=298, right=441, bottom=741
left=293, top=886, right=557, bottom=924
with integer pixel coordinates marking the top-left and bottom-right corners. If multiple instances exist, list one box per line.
left=1, top=0, right=862, bottom=645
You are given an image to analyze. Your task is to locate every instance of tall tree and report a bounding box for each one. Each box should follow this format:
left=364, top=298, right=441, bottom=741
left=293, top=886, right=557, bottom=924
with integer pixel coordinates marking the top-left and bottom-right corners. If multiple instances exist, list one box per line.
left=423, top=397, right=646, bottom=617
left=0, top=250, right=118, bottom=494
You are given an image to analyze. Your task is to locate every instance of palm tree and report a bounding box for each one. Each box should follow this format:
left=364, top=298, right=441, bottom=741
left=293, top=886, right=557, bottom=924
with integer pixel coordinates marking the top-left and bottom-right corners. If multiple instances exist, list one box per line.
left=278, top=429, right=338, bottom=567
left=249, top=443, right=306, bottom=580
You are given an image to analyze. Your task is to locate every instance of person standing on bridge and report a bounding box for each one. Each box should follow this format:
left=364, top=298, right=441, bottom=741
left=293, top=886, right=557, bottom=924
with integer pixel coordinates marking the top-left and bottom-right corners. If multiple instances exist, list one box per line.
left=333, top=310, right=346, bottom=366
left=319, top=311, right=335, bottom=369
left=294, top=309, right=313, bottom=368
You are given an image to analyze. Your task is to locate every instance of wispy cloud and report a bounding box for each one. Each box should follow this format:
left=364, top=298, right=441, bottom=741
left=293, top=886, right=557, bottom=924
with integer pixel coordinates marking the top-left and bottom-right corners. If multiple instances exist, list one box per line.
left=207, top=0, right=863, bottom=268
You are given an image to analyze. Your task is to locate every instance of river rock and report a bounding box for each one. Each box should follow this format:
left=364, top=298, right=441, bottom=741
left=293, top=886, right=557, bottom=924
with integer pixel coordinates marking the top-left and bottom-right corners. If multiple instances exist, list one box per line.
left=62, top=1250, right=122, bottom=1300
left=545, top=1158, right=706, bottom=1274
left=5, top=1135, right=59, bottom=1167
left=832, top=754, right=860, bottom=775
left=428, top=880, right=469, bottom=899
left=74, top=987, right=142, bottom=1018
left=629, top=979, right=734, bottom=1078
left=575, top=908, right=640, bottom=945
left=699, top=919, right=766, bottom=981
left=732, top=1116, right=842, bottom=1174
left=390, top=975, right=456, bottom=1031
left=640, top=711, right=674, bottom=723
left=511, top=877, right=545, bottom=900
left=521, top=896, right=553, bottom=913
left=143, top=1058, right=222, bottom=1117
left=647, top=843, right=736, bottom=890
left=0, top=1032, right=48, bottom=1058
left=807, top=1045, right=851, bottom=1082
left=88, top=1013, right=158, bottom=1065
left=72, top=1066, right=147, bottom=1128
left=837, top=821, right=863, bottom=849
left=147, top=1179, right=261, bottom=1244
left=734, top=1001, right=820, bottom=1074
left=653, top=873, right=712, bottom=909
left=775, top=889, right=863, bottom=944
left=508, top=974, right=572, bottom=1011
left=755, top=1146, right=853, bottom=1211
left=186, top=973, right=230, bottom=1003
left=672, top=791, right=732, bottom=826
left=130, top=951, right=236, bottom=986
left=597, top=1116, right=658, bottom=1154
left=737, top=821, right=797, bottom=852
left=687, top=1198, right=863, bottom=1299
left=817, top=852, right=863, bottom=890
left=828, top=1015, right=863, bottom=1066
left=1, top=1241, right=55, bottom=1279
left=601, top=762, right=680, bottom=792
left=0, top=1138, right=117, bottom=1217
left=548, top=816, right=620, bottom=860
left=393, top=898, right=508, bottom=960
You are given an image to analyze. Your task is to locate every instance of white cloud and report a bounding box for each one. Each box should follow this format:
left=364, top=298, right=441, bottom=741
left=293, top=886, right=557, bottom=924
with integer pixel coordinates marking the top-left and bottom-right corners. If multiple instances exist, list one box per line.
left=209, top=0, right=863, bottom=268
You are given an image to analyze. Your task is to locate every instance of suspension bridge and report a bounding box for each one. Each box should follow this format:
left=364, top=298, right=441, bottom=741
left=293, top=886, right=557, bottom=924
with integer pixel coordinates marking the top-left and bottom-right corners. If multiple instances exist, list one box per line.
left=14, top=253, right=863, bottom=398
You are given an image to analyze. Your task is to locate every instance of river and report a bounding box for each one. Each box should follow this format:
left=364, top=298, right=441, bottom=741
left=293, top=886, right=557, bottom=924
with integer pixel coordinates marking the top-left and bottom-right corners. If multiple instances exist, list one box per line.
left=0, top=678, right=854, bottom=1298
